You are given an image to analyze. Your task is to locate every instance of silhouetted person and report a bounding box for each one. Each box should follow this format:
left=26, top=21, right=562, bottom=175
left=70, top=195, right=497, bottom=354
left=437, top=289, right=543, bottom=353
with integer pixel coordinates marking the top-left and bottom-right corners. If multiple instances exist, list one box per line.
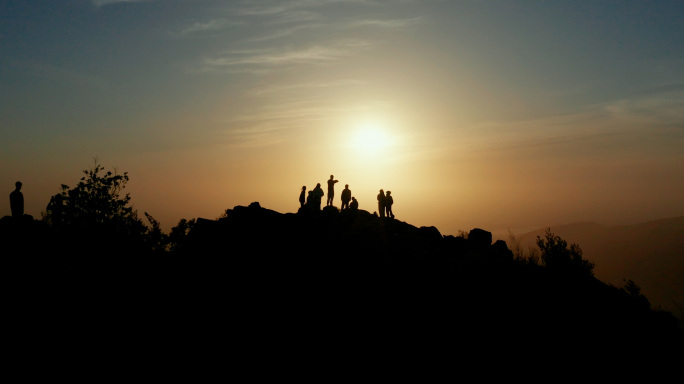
left=326, top=175, right=338, bottom=207
left=299, top=186, right=306, bottom=208
left=47, top=193, right=64, bottom=225
left=349, top=197, right=358, bottom=210
left=313, top=183, right=324, bottom=210
left=341, top=184, right=351, bottom=210
left=385, top=191, right=394, bottom=219
left=306, top=190, right=314, bottom=208
left=10, top=181, right=23, bottom=218
left=377, top=189, right=385, bottom=218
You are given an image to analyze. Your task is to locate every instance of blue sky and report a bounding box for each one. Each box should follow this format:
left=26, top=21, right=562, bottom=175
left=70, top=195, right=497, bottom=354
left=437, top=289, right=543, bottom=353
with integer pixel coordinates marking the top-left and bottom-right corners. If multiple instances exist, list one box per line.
left=2, top=0, right=683, bottom=234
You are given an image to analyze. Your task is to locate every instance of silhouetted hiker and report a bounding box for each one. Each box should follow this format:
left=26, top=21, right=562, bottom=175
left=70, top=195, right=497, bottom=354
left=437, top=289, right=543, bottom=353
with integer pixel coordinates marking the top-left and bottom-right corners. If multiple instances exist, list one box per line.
left=306, top=190, right=314, bottom=208
left=10, top=181, right=24, bottom=218
left=341, top=184, right=351, bottom=210
left=377, top=189, right=386, bottom=218
left=385, top=191, right=394, bottom=219
left=47, top=193, right=64, bottom=224
left=350, top=196, right=358, bottom=210
left=313, top=183, right=324, bottom=210
left=326, top=175, right=338, bottom=207
left=299, top=186, right=306, bottom=208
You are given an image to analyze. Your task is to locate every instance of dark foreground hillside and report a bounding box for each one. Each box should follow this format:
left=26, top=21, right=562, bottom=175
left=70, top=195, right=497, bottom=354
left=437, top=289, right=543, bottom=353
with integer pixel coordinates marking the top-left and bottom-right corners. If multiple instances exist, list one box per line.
left=518, top=218, right=684, bottom=317
left=3, top=204, right=683, bottom=368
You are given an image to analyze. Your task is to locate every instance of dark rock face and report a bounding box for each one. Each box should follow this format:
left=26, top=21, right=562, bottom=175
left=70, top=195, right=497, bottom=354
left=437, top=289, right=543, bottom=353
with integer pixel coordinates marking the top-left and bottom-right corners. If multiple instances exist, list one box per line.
left=468, top=227, right=492, bottom=248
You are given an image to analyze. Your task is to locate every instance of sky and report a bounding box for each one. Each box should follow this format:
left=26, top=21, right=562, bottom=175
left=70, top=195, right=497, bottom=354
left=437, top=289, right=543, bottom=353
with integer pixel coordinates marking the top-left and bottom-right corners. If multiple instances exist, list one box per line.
left=2, top=0, right=684, bottom=236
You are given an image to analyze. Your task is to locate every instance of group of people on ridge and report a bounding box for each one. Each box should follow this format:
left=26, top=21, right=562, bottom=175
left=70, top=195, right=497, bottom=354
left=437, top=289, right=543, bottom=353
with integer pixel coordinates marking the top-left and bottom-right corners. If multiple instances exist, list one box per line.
left=299, top=174, right=394, bottom=219
left=299, top=175, right=358, bottom=212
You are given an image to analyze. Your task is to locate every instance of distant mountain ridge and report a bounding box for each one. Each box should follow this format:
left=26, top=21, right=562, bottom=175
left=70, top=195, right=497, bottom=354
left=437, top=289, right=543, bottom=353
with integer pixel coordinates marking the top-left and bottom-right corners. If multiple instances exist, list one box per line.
left=517, top=216, right=684, bottom=317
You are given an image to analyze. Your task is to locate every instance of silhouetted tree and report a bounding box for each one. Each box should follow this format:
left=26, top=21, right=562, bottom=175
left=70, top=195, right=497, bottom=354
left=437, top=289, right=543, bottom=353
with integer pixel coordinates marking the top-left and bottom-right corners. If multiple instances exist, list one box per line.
left=622, top=279, right=651, bottom=309
left=168, top=218, right=196, bottom=252
left=43, top=162, right=155, bottom=255
left=536, top=228, right=594, bottom=278
left=144, top=212, right=169, bottom=253
left=45, top=164, right=136, bottom=228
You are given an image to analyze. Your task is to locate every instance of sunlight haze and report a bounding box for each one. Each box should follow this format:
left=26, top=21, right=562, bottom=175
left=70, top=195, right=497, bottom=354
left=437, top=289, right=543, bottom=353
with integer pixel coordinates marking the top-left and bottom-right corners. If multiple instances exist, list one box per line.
left=2, top=0, right=683, bottom=236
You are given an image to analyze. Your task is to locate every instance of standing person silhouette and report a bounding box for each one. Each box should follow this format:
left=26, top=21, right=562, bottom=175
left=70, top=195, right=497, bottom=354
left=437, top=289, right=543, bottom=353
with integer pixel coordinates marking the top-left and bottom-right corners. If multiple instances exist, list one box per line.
left=299, top=186, right=306, bottom=208
left=385, top=191, right=394, bottom=219
left=340, top=184, right=352, bottom=210
left=377, top=189, right=386, bottom=218
left=306, top=190, right=314, bottom=208
left=326, top=175, right=338, bottom=207
left=10, top=181, right=24, bottom=218
left=313, top=183, right=324, bottom=211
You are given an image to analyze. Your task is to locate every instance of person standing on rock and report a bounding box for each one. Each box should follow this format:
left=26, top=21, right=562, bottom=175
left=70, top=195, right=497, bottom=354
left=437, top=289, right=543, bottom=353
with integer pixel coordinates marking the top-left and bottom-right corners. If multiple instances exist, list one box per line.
left=385, top=190, right=394, bottom=219
left=340, top=184, right=352, bottom=210
left=299, top=186, right=306, bottom=208
left=306, top=190, right=314, bottom=208
left=377, top=189, right=386, bottom=218
left=313, top=183, right=324, bottom=211
left=326, top=175, right=338, bottom=207
left=10, top=181, right=24, bottom=218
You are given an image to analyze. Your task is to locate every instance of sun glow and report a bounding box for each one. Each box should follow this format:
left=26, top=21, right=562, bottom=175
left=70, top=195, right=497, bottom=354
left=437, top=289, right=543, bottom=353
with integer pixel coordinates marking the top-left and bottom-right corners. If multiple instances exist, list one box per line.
left=349, top=121, right=393, bottom=156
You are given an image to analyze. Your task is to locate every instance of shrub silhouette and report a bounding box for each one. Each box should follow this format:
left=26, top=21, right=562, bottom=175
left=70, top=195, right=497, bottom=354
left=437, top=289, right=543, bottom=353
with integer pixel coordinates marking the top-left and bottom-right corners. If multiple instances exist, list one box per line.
left=537, top=227, right=595, bottom=278
left=168, top=217, right=196, bottom=252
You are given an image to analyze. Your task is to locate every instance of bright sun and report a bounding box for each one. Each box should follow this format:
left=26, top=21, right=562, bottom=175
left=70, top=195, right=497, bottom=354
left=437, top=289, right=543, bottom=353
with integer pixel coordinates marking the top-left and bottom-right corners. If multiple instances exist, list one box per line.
left=350, top=122, right=393, bottom=155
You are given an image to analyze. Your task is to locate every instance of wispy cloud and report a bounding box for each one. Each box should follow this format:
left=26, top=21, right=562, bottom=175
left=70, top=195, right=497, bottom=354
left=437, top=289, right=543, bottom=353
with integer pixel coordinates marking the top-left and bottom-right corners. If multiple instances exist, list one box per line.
left=344, top=16, right=425, bottom=29
left=232, top=0, right=377, bottom=16
left=92, top=0, right=149, bottom=7
left=603, top=90, right=684, bottom=127
left=245, top=23, right=324, bottom=42
left=442, top=90, right=684, bottom=159
left=224, top=99, right=371, bottom=147
left=249, top=79, right=365, bottom=96
left=245, top=15, right=424, bottom=41
left=203, top=40, right=372, bottom=71
left=177, top=18, right=245, bottom=36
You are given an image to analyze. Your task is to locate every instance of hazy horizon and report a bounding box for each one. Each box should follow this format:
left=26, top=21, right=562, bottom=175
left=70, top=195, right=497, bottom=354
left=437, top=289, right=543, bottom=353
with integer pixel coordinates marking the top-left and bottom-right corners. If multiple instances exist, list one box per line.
left=3, top=0, right=684, bottom=236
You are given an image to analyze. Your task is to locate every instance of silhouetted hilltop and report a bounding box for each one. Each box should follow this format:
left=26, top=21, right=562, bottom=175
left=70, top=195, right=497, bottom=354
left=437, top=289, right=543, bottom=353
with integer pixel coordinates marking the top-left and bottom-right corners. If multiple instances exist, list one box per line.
left=168, top=203, right=683, bottom=352
left=2, top=205, right=683, bottom=362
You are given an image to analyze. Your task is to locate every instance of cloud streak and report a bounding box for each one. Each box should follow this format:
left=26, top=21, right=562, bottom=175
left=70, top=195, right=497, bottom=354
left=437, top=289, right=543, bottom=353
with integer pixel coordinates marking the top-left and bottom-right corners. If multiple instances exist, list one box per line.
left=231, top=0, right=378, bottom=16
left=92, top=0, right=149, bottom=7
left=249, top=79, right=365, bottom=96
left=343, top=16, right=425, bottom=29
left=177, top=19, right=245, bottom=36
left=203, top=40, right=372, bottom=70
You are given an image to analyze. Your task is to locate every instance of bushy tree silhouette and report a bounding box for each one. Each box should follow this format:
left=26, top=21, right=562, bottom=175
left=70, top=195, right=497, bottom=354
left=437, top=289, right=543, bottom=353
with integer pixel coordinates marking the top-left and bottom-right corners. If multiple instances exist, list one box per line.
left=168, top=218, right=196, bottom=252
left=45, top=164, right=136, bottom=228
left=536, top=228, right=595, bottom=277
left=43, top=163, right=157, bottom=256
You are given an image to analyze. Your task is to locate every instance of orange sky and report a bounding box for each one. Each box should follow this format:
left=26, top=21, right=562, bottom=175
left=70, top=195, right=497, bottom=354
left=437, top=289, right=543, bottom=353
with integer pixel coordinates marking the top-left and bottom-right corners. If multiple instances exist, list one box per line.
left=2, top=1, right=684, bottom=236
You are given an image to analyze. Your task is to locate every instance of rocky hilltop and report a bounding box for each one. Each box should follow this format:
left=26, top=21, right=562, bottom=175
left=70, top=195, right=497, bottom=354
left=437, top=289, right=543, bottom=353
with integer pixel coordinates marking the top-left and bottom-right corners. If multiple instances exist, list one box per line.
left=3, top=203, right=683, bottom=361
left=170, top=203, right=682, bottom=351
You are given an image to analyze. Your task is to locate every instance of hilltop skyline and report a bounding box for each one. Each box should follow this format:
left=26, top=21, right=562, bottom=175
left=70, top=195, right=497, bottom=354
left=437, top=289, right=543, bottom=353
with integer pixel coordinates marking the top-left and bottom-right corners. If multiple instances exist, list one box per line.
left=2, top=0, right=684, bottom=234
